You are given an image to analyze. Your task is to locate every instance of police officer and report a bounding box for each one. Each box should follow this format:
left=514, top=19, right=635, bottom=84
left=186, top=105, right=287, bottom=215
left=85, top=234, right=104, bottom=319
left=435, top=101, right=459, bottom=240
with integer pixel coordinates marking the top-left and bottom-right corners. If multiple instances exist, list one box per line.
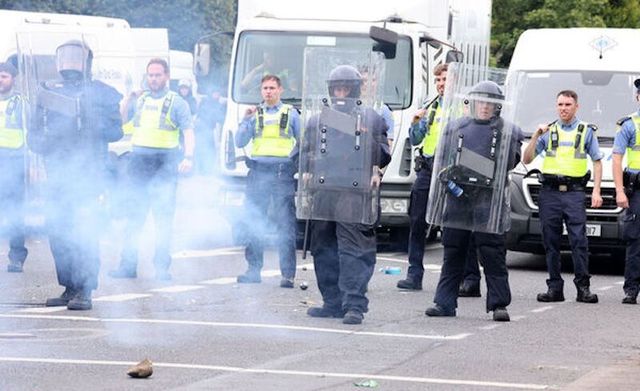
left=612, top=78, right=640, bottom=305
left=305, top=65, right=391, bottom=325
left=235, top=74, right=299, bottom=287
left=29, top=40, right=123, bottom=310
left=425, top=81, right=522, bottom=321
left=522, top=90, right=602, bottom=304
left=0, top=62, right=28, bottom=273
left=397, top=63, right=447, bottom=290
left=109, top=58, right=194, bottom=281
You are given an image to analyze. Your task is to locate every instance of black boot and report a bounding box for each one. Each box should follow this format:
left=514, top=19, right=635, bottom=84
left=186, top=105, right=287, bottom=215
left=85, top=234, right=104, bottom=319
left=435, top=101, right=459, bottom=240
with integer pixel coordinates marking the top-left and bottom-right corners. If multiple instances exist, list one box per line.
left=67, top=290, right=93, bottom=311
left=7, top=260, right=24, bottom=273
left=45, top=287, right=77, bottom=307
left=576, top=286, right=598, bottom=303
left=109, top=265, right=137, bottom=279
left=622, top=292, right=638, bottom=305
left=342, top=309, right=364, bottom=325
left=237, top=268, right=261, bottom=283
left=458, top=280, right=481, bottom=297
left=536, top=289, right=565, bottom=302
left=396, top=275, right=422, bottom=290
left=493, top=307, right=510, bottom=322
left=307, top=305, right=345, bottom=318
left=425, top=304, right=456, bottom=317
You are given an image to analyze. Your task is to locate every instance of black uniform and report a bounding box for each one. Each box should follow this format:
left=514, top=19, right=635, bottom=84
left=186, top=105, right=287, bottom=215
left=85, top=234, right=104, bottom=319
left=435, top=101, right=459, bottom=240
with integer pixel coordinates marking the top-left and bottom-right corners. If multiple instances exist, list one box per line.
left=306, top=102, right=391, bottom=317
left=429, top=116, right=522, bottom=315
left=29, top=78, right=122, bottom=301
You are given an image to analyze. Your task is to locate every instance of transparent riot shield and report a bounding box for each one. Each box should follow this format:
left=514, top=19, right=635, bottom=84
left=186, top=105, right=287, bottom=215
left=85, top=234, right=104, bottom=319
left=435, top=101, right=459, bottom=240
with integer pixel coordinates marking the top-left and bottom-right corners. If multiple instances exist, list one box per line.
left=297, top=48, right=385, bottom=225
left=16, top=28, right=133, bottom=220
left=426, top=63, right=522, bottom=234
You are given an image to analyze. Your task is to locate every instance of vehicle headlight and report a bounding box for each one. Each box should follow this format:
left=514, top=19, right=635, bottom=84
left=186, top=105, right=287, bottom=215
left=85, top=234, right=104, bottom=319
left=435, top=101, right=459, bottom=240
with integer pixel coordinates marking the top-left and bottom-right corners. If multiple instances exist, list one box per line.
left=380, top=198, right=409, bottom=214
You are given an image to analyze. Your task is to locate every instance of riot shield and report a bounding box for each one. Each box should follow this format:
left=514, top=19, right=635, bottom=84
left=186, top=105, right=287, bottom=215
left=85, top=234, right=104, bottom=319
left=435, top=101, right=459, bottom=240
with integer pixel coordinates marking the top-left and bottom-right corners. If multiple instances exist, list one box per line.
left=426, top=63, right=522, bottom=234
left=16, top=29, right=133, bottom=217
left=296, top=48, right=385, bottom=225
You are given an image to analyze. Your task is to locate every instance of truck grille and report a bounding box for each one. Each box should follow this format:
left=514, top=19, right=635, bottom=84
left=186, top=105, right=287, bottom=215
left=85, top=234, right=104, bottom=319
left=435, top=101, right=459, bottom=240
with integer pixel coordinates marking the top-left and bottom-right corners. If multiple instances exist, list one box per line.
left=527, top=184, right=618, bottom=210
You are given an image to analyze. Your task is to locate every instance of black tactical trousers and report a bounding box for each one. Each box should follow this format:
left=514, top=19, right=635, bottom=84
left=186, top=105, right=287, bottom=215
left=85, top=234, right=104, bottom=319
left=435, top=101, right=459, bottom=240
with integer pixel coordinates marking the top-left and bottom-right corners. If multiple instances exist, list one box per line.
left=310, top=221, right=376, bottom=314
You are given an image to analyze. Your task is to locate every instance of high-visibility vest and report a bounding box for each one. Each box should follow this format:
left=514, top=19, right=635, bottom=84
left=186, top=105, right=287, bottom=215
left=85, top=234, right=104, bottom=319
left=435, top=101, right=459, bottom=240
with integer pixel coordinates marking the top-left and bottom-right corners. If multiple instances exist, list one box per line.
left=0, top=95, right=23, bottom=149
left=420, top=99, right=443, bottom=156
left=131, top=91, right=179, bottom=149
left=251, top=104, right=295, bottom=157
left=542, top=121, right=589, bottom=177
left=620, top=113, right=640, bottom=170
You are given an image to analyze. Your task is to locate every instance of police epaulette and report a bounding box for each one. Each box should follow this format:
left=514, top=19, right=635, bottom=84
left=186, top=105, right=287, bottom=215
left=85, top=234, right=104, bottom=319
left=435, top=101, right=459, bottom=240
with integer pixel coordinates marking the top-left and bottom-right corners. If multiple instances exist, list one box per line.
left=587, top=123, right=598, bottom=132
left=616, top=116, right=631, bottom=126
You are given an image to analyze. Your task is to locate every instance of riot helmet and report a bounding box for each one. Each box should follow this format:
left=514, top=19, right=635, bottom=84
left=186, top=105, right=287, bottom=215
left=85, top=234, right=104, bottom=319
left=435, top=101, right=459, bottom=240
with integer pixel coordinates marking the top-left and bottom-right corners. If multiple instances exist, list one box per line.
left=56, top=40, right=93, bottom=81
left=466, top=80, right=503, bottom=124
left=327, top=65, right=361, bottom=100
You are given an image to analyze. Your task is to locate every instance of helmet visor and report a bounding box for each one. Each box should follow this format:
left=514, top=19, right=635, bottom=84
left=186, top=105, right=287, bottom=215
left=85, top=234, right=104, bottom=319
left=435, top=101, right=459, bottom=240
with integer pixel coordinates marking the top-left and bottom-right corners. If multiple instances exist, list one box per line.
left=56, top=44, right=87, bottom=73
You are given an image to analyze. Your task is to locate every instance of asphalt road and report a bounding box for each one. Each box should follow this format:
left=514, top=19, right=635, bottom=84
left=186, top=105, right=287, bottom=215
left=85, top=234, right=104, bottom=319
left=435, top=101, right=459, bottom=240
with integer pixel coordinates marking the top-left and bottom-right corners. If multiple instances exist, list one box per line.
left=0, top=177, right=638, bottom=390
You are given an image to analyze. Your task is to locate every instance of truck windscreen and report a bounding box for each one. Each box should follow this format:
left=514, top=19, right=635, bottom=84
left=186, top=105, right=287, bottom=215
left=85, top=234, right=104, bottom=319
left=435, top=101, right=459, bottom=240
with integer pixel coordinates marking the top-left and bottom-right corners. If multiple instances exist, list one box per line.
left=514, top=71, right=638, bottom=139
left=232, top=31, right=412, bottom=109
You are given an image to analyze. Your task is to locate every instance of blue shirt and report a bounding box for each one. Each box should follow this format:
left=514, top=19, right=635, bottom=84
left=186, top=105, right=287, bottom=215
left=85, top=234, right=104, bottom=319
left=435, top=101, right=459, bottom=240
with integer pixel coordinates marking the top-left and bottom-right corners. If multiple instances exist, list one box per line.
left=534, top=117, right=603, bottom=161
left=381, top=104, right=394, bottom=140
left=613, top=110, right=640, bottom=172
left=236, top=101, right=300, bottom=163
left=133, top=87, right=193, bottom=154
left=409, top=97, right=441, bottom=146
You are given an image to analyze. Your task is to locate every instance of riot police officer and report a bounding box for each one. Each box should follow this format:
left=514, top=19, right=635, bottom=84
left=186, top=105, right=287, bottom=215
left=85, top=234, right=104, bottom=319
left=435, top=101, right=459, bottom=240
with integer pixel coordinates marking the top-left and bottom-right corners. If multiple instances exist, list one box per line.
left=304, top=65, right=391, bottom=325
left=612, top=78, right=640, bottom=305
left=523, top=90, right=602, bottom=304
left=28, top=40, right=123, bottom=310
left=0, top=62, right=28, bottom=273
left=235, top=74, right=300, bottom=287
left=397, top=63, right=447, bottom=290
left=425, top=80, right=522, bottom=322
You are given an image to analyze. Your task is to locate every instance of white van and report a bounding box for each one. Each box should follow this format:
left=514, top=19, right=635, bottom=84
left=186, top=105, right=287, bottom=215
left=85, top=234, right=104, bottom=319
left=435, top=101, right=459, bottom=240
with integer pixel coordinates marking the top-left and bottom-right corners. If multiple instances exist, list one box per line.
left=507, top=28, right=640, bottom=257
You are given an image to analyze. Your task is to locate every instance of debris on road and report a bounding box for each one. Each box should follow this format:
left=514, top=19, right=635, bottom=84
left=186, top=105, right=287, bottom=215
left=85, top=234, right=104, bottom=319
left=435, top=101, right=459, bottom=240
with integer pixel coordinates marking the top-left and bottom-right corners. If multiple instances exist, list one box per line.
left=300, top=281, right=308, bottom=290
left=354, top=379, right=379, bottom=387
left=127, top=358, right=153, bottom=378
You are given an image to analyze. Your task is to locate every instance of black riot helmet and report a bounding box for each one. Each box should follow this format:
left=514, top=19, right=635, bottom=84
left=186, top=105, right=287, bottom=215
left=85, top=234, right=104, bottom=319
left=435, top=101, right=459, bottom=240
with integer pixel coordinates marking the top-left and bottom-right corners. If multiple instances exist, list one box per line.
left=56, top=40, right=93, bottom=81
left=327, top=65, right=362, bottom=99
left=465, top=80, right=504, bottom=123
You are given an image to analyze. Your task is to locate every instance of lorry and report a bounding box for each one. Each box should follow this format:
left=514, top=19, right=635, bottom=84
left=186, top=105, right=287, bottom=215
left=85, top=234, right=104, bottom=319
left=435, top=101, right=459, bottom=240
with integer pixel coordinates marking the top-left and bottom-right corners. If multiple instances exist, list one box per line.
left=506, top=28, right=640, bottom=257
left=194, top=0, right=492, bottom=245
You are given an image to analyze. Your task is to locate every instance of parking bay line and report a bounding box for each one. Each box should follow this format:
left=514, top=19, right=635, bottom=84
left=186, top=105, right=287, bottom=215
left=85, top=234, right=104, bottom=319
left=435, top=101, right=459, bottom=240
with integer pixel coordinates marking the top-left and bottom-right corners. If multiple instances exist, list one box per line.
left=0, top=313, right=472, bottom=341
left=0, top=356, right=548, bottom=389
left=530, top=306, right=554, bottom=313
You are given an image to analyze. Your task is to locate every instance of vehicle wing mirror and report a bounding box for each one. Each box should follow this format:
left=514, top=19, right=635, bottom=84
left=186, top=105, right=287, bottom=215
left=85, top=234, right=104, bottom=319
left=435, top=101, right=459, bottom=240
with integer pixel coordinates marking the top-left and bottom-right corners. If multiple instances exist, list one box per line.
left=194, top=42, right=211, bottom=77
left=370, top=26, right=397, bottom=59
left=446, top=50, right=464, bottom=63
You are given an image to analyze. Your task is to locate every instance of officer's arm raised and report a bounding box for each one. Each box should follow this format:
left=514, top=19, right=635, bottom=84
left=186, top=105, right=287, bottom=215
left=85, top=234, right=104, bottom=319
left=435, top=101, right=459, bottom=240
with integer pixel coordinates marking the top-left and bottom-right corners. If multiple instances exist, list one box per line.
left=522, top=124, right=548, bottom=164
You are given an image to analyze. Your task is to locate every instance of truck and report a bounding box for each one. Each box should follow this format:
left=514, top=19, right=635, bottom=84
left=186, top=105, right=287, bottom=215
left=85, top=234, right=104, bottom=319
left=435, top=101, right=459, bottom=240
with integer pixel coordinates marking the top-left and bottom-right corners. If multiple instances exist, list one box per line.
left=506, top=28, right=640, bottom=257
left=194, top=0, right=492, bottom=246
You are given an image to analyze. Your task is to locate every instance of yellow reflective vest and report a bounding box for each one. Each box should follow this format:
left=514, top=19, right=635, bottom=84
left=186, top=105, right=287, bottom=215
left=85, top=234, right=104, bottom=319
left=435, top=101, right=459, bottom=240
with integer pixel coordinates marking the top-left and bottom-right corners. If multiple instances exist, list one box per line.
left=251, top=104, right=295, bottom=157
left=621, top=113, right=640, bottom=170
left=0, top=95, right=24, bottom=149
left=542, top=121, right=589, bottom=177
left=420, top=98, right=443, bottom=156
left=131, top=91, right=179, bottom=149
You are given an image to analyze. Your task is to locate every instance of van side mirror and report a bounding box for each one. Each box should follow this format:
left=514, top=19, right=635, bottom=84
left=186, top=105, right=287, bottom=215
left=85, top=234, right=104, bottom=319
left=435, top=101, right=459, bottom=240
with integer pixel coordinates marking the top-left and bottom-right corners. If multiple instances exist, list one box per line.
left=194, top=42, right=211, bottom=76
left=370, top=26, right=397, bottom=59
left=446, top=50, right=464, bottom=63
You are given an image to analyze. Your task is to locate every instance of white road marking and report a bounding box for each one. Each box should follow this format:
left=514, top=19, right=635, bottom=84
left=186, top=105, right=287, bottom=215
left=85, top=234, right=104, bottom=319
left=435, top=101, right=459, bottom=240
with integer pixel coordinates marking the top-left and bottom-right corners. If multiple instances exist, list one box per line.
left=615, top=281, right=624, bottom=285
left=149, top=285, right=205, bottom=293
left=199, top=277, right=238, bottom=285
left=16, top=307, right=66, bottom=314
left=93, top=294, right=152, bottom=302
left=510, top=316, right=527, bottom=321
left=530, top=306, right=554, bottom=313
left=376, top=257, right=442, bottom=271
left=0, top=314, right=471, bottom=341
left=172, top=247, right=244, bottom=259
left=0, top=333, right=35, bottom=339
left=479, top=324, right=500, bottom=330
left=0, top=356, right=548, bottom=389
left=596, top=286, right=614, bottom=291
left=261, top=270, right=281, bottom=277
